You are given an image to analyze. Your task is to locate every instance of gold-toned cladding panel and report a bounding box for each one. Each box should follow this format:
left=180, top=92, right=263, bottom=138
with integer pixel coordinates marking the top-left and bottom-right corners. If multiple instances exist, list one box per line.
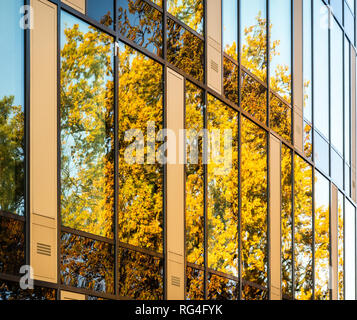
left=293, top=110, right=303, bottom=154
left=60, top=291, right=86, bottom=300
left=166, top=68, right=185, bottom=300
left=30, top=0, right=58, bottom=284
left=351, top=46, right=356, bottom=202
left=293, top=0, right=303, bottom=114
left=269, top=134, right=282, bottom=300
left=62, top=0, right=86, bottom=14
left=331, top=184, right=338, bottom=300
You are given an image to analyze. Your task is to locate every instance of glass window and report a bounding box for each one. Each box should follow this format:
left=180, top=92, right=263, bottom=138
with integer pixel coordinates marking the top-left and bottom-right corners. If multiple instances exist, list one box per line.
left=207, top=274, right=238, bottom=300
left=241, top=0, right=267, bottom=83
left=87, top=0, right=114, bottom=28
left=241, top=70, right=267, bottom=124
left=345, top=200, right=356, bottom=300
left=223, top=57, right=239, bottom=105
left=0, top=281, right=56, bottom=300
left=331, top=19, right=344, bottom=154
left=207, top=95, right=238, bottom=277
left=281, top=145, right=293, bottom=299
left=186, top=81, right=205, bottom=266
left=338, top=192, right=344, bottom=300
left=186, top=267, right=204, bottom=300
left=304, top=121, right=313, bottom=160
left=345, top=164, right=351, bottom=196
left=118, top=248, right=163, bottom=300
left=344, top=2, right=355, bottom=42
left=270, top=93, right=292, bottom=142
left=223, top=0, right=238, bottom=60
left=241, top=116, right=268, bottom=297
left=167, top=18, right=204, bottom=82
left=294, top=155, right=313, bottom=300
left=0, top=0, right=25, bottom=216
left=167, top=0, right=203, bottom=35
left=118, top=0, right=163, bottom=57
left=60, top=232, right=115, bottom=294
left=346, top=0, right=355, bottom=14
left=314, top=130, right=330, bottom=176
left=331, top=148, right=344, bottom=189
left=314, top=171, right=330, bottom=300
left=118, top=43, right=164, bottom=253
left=331, top=0, right=343, bottom=23
left=269, top=0, right=292, bottom=103
left=303, top=0, right=312, bottom=123
left=61, top=12, right=115, bottom=239
left=242, top=283, right=268, bottom=300
left=345, top=37, right=351, bottom=165
left=313, top=0, right=329, bottom=139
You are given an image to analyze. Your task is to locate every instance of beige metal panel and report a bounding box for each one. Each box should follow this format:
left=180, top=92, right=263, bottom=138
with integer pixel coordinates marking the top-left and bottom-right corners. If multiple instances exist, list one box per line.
left=331, top=184, right=338, bottom=300
left=293, top=110, right=303, bottom=154
left=293, top=0, right=303, bottom=114
left=60, top=291, right=86, bottom=300
left=351, top=46, right=356, bottom=202
left=62, top=0, right=85, bottom=14
left=166, top=68, right=185, bottom=300
left=30, top=0, right=58, bottom=284
left=206, top=0, right=222, bottom=95
left=269, top=134, right=282, bottom=300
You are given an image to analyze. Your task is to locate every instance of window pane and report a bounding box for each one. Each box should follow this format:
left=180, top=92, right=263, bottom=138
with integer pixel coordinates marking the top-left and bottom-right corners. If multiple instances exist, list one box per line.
left=241, top=117, right=268, bottom=293
left=345, top=37, right=351, bottom=164
left=118, top=43, right=164, bottom=253
left=0, top=0, right=25, bottom=216
left=331, top=148, right=344, bottom=189
left=281, top=145, right=293, bottom=299
left=223, top=57, right=238, bottom=105
left=270, top=93, right=292, bottom=142
left=294, top=155, right=313, bottom=300
left=344, top=2, right=355, bottom=42
left=313, top=0, right=329, bottom=139
left=314, top=130, right=330, bottom=176
left=118, top=0, right=163, bottom=57
left=314, top=171, right=330, bottom=300
left=345, top=200, right=356, bottom=300
left=87, top=0, right=114, bottom=28
left=61, top=12, right=115, bottom=238
left=304, top=121, right=313, bottom=160
left=241, top=0, right=267, bottom=83
left=186, top=267, right=204, bottom=300
left=338, top=192, right=344, bottom=300
left=186, top=81, right=204, bottom=266
left=223, top=0, right=238, bottom=60
left=60, top=232, right=115, bottom=294
left=330, top=0, right=343, bottom=23
left=207, top=95, right=238, bottom=276
left=269, top=0, right=292, bottom=103
left=167, top=18, right=204, bottom=82
left=331, top=20, right=344, bottom=154
left=241, top=71, right=267, bottom=124
left=207, top=274, right=238, bottom=300
left=118, top=248, right=163, bottom=300
left=242, top=284, right=268, bottom=300
left=0, top=281, right=56, bottom=300
left=303, top=0, right=312, bottom=122
left=167, top=0, right=203, bottom=34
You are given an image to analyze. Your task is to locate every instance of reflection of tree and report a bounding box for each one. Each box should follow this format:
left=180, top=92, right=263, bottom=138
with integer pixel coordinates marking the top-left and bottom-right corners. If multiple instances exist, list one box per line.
left=61, top=22, right=114, bottom=238
left=0, top=96, right=24, bottom=215
left=207, top=274, right=238, bottom=300
left=186, top=267, right=204, bottom=300
left=0, top=281, right=56, bottom=300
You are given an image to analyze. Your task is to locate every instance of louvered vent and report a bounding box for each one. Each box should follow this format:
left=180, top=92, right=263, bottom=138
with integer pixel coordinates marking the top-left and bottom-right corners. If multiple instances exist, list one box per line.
left=171, top=275, right=181, bottom=287
left=210, top=59, right=219, bottom=73
left=37, top=242, right=51, bottom=257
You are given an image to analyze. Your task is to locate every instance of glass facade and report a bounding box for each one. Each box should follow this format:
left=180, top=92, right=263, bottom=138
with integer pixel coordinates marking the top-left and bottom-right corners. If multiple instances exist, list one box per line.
left=0, top=0, right=356, bottom=301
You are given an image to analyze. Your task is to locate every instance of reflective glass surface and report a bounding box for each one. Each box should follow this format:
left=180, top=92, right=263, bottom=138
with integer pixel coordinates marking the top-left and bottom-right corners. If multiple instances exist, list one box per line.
left=0, top=281, right=56, bottom=300
left=207, top=274, right=238, bottom=300
left=304, top=122, right=313, bottom=160
left=314, top=130, right=330, bottom=176
left=223, top=57, right=239, bottom=105
left=345, top=37, right=351, bottom=165
left=331, top=148, right=344, bottom=189
left=223, top=0, right=238, bottom=60
left=345, top=200, right=356, bottom=300
left=61, top=12, right=115, bottom=238
left=186, top=267, right=204, bottom=300
left=270, top=94, right=292, bottom=142
left=338, top=192, right=344, bottom=300
left=87, top=0, right=114, bottom=28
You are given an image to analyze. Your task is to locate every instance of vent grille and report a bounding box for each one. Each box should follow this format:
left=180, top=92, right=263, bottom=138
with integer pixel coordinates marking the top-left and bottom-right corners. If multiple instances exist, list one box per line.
left=171, top=276, right=181, bottom=287
left=37, top=242, right=51, bottom=257
left=210, top=59, right=219, bottom=73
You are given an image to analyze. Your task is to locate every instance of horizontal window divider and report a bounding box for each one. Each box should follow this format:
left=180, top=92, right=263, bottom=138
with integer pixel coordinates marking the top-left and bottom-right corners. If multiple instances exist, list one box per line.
left=0, top=211, right=26, bottom=222
left=61, top=226, right=115, bottom=245
left=118, top=241, right=164, bottom=259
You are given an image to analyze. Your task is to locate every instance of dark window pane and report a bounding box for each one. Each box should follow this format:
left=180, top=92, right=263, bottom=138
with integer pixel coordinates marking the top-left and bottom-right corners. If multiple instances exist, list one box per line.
left=314, top=171, right=330, bottom=300
left=207, top=274, right=238, bottom=300
left=167, top=18, right=204, bottom=82
left=118, top=248, right=163, bottom=300
left=241, top=283, right=268, bottom=300
left=167, top=0, right=203, bottom=34
left=186, top=267, right=204, bottom=300
left=270, top=94, right=292, bottom=142
left=281, top=145, right=293, bottom=299
left=241, top=71, right=267, bottom=124
left=223, top=0, right=238, bottom=60
left=0, top=216, right=24, bottom=276
left=241, top=0, right=267, bottom=83
left=294, top=155, right=313, bottom=300
left=87, top=0, right=114, bottom=28
left=314, top=130, right=330, bottom=176
left=223, top=57, right=238, bottom=105
left=186, top=82, right=204, bottom=266
left=118, top=0, right=163, bottom=57
left=207, top=95, right=238, bottom=276
left=241, top=117, right=268, bottom=290
left=118, top=43, right=164, bottom=253
left=0, top=0, right=25, bottom=216
left=60, top=233, right=115, bottom=294
left=0, top=281, right=56, bottom=300
left=61, top=12, right=115, bottom=238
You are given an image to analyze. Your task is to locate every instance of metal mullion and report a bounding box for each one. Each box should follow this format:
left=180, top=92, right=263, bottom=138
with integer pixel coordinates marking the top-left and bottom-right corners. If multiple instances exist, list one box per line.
left=61, top=227, right=115, bottom=245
